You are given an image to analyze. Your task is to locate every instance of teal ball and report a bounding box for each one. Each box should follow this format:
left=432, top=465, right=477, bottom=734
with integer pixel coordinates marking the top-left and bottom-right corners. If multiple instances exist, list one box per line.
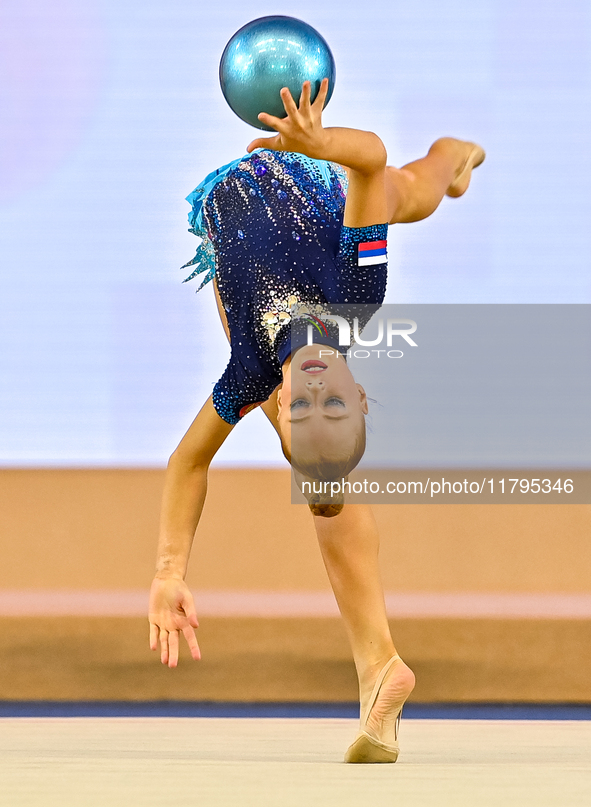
left=219, top=16, right=336, bottom=131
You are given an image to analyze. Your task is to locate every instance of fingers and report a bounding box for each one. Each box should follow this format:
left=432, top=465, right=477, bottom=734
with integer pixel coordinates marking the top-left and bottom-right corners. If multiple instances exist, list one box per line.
left=149, top=579, right=202, bottom=666
left=182, top=625, right=202, bottom=661
left=159, top=628, right=169, bottom=665
left=312, top=77, right=329, bottom=110
left=151, top=616, right=200, bottom=665
left=182, top=598, right=200, bottom=629
left=257, top=111, right=283, bottom=129
left=299, top=80, right=312, bottom=110
left=149, top=622, right=158, bottom=651
left=247, top=132, right=281, bottom=153
left=153, top=625, right=200, bottom=666
left=280, top=85, right=299, bottom=118
left=168, top=629, right=179, bottom=668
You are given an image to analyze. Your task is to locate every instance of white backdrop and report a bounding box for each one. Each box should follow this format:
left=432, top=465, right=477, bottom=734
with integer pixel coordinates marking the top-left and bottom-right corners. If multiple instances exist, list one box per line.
left=1, top=0, right=589, bottom=466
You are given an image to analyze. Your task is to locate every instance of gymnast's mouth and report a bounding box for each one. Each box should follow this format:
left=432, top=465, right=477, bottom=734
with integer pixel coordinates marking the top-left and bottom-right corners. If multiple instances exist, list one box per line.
left=300, top=359, right=328, bottom=373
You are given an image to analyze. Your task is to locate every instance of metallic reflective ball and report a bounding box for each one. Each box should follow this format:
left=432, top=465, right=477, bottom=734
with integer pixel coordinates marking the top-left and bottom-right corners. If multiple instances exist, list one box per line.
left=219, top=16, right=336, bottom=131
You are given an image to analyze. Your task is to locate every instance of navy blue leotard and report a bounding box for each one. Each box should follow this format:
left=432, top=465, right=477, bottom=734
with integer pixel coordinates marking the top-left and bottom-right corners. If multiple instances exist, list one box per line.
left=183, top=150, right=388, bottom=425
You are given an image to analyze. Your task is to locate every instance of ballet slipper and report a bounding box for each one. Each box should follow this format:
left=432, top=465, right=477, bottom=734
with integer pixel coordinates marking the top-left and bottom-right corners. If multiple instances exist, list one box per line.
left=446, top=142, right=486, bottom=198
left=344, top=654, right=415, bottom=764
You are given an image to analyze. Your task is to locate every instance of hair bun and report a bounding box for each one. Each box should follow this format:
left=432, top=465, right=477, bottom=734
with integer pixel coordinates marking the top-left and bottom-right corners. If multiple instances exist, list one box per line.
left=308, top=502, right=344, bottom=518
left=306, top=488, right=344, bottom=518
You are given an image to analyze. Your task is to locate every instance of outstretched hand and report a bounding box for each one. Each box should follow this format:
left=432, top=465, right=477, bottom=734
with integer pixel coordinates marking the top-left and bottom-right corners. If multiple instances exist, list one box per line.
left=247, top=78, right=330, bottom=158
left=149, top=576, right=201, bottom=667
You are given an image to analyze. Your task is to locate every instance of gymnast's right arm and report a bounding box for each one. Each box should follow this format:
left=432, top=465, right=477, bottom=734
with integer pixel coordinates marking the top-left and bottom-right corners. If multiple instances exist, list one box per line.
left=148, top=394, right=235, bottom=667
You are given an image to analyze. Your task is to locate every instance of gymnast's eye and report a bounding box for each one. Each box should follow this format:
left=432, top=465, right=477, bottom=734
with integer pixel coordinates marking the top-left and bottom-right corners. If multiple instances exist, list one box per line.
left=290, top=398, right=310, bottom=410
left=324, top=397, right=345, bottom=407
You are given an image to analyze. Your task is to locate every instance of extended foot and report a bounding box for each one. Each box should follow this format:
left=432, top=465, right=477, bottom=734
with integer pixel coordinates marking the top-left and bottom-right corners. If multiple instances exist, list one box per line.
left=446, top=140, right=486, bottom=198
left=345, top=655, right=416, bottom=763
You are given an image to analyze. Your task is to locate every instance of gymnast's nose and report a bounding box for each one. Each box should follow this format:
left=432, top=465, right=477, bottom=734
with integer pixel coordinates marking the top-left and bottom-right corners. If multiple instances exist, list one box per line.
left=305, top=378, right=325, bottom=389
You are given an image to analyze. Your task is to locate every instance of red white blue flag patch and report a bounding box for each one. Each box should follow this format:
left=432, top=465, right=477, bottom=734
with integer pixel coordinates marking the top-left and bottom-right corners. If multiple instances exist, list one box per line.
left=358, top=239, right=387, bottom=267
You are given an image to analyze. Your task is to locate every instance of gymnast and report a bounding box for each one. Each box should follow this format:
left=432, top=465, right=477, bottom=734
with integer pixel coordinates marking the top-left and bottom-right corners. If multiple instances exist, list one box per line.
left=148, top=78, right=484, bottom=762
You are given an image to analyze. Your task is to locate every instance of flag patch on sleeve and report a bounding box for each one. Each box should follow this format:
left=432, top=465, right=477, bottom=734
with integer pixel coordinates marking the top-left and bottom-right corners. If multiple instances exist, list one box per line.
left=358, top=240, right=387, bottom=267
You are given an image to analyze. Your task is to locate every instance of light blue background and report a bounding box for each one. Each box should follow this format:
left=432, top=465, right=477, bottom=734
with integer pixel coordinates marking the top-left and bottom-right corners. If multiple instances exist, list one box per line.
left=1, top=0, right=589, bottom=466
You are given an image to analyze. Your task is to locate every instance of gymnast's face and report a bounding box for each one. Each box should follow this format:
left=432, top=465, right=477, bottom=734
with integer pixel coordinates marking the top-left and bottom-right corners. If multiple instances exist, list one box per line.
left=276, top=344, right=368, bottom=458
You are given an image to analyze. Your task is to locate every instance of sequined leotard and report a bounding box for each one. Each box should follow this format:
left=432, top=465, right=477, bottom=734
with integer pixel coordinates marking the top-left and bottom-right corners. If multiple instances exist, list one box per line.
left=183, top=149, right=388, bottom=425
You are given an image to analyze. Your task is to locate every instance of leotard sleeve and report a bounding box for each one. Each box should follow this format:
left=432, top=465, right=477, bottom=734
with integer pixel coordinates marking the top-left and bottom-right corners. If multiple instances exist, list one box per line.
left=336, top=223, right=389, bottom=271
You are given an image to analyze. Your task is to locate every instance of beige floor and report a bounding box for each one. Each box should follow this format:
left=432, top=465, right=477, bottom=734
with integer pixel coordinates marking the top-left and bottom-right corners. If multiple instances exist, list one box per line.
left=1, top=718, right=590, bottom=806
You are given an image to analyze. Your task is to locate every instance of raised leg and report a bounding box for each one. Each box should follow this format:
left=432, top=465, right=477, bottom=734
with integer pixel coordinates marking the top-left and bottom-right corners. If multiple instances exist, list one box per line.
left=386, top=137, right=485, bottom=224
